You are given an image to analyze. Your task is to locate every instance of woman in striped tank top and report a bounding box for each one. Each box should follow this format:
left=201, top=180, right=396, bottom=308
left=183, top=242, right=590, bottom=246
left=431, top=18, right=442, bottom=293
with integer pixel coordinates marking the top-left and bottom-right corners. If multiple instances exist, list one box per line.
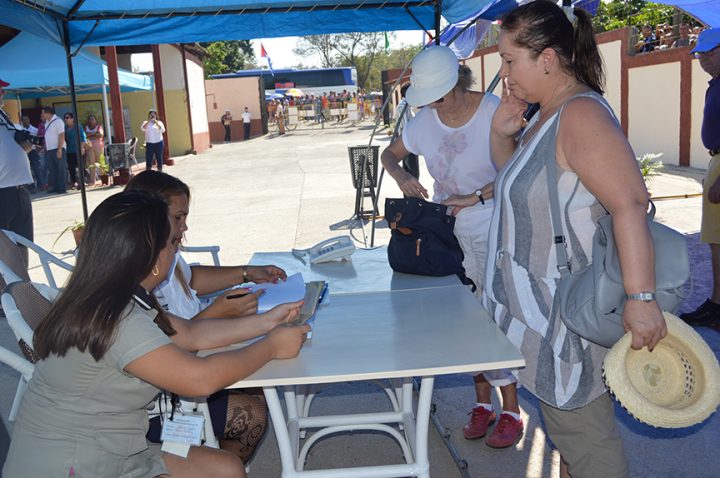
left=447, top=2, right=667, bottom=477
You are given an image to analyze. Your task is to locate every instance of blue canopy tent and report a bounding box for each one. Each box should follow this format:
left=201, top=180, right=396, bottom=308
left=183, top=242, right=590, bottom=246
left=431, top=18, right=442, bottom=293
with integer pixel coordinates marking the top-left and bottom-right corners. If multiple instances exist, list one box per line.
left=0, top=0, right=715, bottom=219
left=0, top=1, right=508, bottom=48
left=0, top=31, right=153, bottom=98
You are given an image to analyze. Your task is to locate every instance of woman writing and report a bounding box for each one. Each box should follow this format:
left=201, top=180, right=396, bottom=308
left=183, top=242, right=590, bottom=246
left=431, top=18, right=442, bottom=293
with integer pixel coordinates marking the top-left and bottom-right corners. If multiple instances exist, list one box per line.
left=142, top=109, right=166, bottom=171
left=446, top=2, right=666, bottom=476
left=3, top=191, right=309, bottom=477
left=381, top=46, right=523, bottom=448
left=126, top=170, right=287, bottom=461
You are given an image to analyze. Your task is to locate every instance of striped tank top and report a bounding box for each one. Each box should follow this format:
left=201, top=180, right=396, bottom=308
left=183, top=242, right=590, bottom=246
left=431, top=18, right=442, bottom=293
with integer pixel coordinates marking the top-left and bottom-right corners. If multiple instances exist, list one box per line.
left=484, top=92, right=614, bottom=409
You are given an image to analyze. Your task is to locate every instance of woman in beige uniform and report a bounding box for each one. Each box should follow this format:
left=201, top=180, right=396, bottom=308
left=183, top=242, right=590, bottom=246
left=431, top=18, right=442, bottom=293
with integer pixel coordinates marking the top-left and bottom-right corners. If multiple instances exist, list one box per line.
left=3, top=191, right=310, bottom=478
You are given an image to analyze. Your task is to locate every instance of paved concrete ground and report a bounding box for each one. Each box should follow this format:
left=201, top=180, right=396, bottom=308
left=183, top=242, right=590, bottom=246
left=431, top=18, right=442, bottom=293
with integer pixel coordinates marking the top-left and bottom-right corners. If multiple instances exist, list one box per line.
left=1, top=122, right=717, bottom=477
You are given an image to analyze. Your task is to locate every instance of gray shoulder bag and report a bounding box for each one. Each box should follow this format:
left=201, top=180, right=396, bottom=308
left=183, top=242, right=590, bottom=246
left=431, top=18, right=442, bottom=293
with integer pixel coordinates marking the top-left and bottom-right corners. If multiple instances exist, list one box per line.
left=546, top=120, right=690, bottom=348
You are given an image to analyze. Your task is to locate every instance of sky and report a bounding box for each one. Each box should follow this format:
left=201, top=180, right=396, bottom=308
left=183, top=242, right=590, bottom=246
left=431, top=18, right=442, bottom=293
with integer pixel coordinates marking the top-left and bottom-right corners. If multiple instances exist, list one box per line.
left=132, top=31, right=427, bottom=72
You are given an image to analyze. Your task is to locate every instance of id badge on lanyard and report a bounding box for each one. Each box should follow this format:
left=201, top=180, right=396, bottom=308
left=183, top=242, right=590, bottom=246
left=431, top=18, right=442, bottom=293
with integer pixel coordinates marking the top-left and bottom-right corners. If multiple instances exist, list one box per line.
left=159, top=398, right=205, bottom=457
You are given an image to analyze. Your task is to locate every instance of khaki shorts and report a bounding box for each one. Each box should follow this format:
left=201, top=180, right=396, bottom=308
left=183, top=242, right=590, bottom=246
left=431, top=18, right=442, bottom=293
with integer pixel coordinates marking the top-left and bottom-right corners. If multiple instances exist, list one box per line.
left=540, top=394, right=628, bottom=478
left=701, top=154, right=720, bottom=244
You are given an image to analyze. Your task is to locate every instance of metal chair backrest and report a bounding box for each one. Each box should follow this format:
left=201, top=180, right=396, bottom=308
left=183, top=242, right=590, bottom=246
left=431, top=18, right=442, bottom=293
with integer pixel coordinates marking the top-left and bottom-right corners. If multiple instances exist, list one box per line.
left=0, top=229, right=74, bottom=290
left=128, top=137, right=139, bottom=165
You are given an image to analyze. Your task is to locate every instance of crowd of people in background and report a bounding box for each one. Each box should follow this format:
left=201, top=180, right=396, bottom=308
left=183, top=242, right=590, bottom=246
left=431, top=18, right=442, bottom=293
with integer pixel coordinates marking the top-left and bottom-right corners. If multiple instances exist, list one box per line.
left=266, top=89, right=384, bottom=125
left=16, top=110, right=110, bottom=193
left=635, top=23, right=705, bottom=53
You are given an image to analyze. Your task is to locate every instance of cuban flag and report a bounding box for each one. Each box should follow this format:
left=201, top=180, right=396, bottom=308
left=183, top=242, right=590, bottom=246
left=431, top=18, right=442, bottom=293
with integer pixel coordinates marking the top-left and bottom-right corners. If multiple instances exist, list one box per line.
left=260, top=43, right=275, bottom=76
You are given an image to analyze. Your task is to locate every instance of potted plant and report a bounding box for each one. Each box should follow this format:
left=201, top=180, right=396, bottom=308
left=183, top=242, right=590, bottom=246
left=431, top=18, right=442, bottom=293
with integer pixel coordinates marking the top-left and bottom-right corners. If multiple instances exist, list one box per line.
left=53, top=221, right=85, bottom=248
left=98, top=153, right=111, bottom=186
left=637, top=153, right=664, bottom=192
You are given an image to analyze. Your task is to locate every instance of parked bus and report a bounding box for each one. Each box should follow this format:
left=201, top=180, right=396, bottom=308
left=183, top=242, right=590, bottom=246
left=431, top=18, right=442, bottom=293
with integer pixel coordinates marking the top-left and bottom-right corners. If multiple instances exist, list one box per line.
left=212, top=67, right=358, bottom=97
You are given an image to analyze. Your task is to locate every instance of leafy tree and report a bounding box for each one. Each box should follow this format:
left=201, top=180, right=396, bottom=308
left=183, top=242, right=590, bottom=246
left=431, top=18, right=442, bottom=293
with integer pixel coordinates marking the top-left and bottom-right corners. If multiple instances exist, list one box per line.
left=358, top=44, right=422, bottom=91
left=293, top=32, right=388, bottom=88
left=593, top=1, right=697, bottom=32
left=293, top=35, right=336, bottom=68
left=200, top=40, right=255, bottom=77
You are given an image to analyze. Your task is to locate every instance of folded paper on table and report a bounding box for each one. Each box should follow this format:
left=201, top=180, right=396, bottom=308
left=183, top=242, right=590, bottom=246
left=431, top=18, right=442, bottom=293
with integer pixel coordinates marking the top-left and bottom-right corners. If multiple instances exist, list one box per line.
left=250, top=272, right=306, bottom=313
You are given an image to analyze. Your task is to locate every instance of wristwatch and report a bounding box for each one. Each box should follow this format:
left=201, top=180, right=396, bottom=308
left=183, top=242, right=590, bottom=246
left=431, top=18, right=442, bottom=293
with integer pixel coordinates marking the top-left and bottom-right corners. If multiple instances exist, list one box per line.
left=625, top=291, right=656, bottom=302
left=474, top=188, right=485, bottom=205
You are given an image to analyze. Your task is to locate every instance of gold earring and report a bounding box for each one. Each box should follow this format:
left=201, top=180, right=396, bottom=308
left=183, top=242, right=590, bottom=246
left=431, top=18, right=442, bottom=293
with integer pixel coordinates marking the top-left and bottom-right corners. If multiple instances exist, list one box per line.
left=544, top=68, right=549, bottom=75
left=152, top=265, right=159, bottom=276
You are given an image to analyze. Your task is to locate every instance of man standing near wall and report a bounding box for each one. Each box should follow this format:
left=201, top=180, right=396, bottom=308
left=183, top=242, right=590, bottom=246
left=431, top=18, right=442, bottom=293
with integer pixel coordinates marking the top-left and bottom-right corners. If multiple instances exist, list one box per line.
left=41, top=106, right=66, bottom=194
left=242, top=107, right=252, bottom=141
left=681, top=28, right=720, bottom=328
left=0, top=78, right=34, bottom=264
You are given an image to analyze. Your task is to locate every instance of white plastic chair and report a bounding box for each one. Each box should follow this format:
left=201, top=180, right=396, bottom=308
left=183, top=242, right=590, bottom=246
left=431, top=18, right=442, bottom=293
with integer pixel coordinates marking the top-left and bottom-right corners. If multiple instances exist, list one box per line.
left=0, top=229, right=74, bottom=290
left=179, top=244, right=221, bottom=267
left=1, top=281, right=57, bottom=421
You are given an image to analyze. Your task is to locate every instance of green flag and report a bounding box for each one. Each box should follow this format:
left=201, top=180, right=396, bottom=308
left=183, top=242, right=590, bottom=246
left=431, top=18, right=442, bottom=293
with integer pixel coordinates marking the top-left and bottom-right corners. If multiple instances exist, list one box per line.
left=384, top=32, right=389, bottom=54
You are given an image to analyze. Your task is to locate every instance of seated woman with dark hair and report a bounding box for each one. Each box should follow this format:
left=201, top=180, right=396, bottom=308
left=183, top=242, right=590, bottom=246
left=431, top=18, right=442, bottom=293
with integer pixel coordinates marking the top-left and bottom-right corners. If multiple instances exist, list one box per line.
left=3, top=191, right=309, bottom=478
left=126, top=170, right=287, bottom=461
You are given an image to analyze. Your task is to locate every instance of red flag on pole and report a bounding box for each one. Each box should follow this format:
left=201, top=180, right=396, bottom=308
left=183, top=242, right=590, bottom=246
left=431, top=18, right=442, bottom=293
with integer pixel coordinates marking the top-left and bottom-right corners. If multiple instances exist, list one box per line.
left=259, top=42, right=274, bottom=75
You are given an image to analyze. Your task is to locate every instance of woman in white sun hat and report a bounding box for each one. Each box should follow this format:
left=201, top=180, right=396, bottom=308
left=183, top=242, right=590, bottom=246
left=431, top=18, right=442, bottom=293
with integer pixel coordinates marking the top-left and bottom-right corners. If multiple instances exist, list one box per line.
left=381, top=45, right=523, bottom=449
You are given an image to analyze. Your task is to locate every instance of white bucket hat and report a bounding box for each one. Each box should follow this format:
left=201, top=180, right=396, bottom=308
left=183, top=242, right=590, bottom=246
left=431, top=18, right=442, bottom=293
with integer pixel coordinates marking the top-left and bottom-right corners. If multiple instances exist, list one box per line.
left=603, top=312, right=720, bottom=428
left=405, top=46, right=459, bottom=107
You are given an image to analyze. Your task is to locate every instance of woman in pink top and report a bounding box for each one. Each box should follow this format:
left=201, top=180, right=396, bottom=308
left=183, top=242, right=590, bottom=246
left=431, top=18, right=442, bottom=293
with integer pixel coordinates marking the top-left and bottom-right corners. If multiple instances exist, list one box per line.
left=84, top=114, right=104, bottom=184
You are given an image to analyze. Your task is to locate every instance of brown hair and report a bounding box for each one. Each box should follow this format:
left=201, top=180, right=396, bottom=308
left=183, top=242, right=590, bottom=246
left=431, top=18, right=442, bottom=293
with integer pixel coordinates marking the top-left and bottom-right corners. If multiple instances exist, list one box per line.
left=34, top=191, right=175, bottom=361
left=501, top=0, right=605, bottom=94
left=126, top=170, right=193, bottom=297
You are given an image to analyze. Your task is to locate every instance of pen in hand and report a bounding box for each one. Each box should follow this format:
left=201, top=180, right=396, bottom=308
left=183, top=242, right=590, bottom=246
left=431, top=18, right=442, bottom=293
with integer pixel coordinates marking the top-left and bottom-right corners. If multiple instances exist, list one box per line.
left=226, top=289, right=253, bottom=300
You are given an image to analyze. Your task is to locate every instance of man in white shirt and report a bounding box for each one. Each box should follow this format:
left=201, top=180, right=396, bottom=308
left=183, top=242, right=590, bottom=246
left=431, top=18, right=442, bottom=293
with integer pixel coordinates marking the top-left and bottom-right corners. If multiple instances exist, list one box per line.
left=41, top=106, right=67, bottom=194
left=20, top=115, right=41, bottom=192
left=242, top=107, right=252, bottom=141
left=0, top=78, right=34, bottom=263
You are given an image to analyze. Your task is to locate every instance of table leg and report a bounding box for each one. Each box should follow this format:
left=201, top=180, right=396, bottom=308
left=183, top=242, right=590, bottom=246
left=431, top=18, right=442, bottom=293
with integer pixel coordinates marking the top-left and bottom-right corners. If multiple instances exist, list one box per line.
left=264, top=386, right=298, bottom=477
left=414, top=377, right=434, bottom=478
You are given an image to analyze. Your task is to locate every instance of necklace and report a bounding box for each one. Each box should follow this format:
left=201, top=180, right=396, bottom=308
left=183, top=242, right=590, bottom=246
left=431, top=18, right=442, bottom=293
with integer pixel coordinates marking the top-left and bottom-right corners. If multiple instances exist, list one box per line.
left=438, top=91, right=476, bottom=127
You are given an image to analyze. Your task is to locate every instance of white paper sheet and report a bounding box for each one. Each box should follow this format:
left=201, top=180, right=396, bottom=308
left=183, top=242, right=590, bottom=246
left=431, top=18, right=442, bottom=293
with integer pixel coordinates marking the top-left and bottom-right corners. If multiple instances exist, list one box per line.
left=250, top=272, right=306, bottom=313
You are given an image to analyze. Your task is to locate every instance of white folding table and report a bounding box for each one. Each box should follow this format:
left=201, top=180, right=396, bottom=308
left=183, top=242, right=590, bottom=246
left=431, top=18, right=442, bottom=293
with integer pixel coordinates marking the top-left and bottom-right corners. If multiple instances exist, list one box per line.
left=226, top=254, right=525, bottom=477
left=249, top=246, right=459, bottom=295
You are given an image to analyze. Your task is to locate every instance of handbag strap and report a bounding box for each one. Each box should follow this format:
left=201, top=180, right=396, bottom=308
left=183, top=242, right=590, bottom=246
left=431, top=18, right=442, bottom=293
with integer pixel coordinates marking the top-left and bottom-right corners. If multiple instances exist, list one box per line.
left=544, top=115, right=572, bottom=278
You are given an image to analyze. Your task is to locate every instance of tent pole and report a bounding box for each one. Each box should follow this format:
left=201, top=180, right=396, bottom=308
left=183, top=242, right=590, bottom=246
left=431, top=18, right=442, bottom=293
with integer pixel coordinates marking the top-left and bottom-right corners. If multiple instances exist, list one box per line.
left=101, top=84, right=111, bottom=150
left=62, top=19, right=89, bottom=221
left=434, top=0, right=442, bottom=45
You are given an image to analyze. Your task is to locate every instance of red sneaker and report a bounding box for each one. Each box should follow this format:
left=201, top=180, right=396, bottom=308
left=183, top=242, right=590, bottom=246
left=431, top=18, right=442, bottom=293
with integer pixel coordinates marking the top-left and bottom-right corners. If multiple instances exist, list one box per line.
left=486, top=413, right=524, bottom=448
left=463, top=406, right=496, bottom=440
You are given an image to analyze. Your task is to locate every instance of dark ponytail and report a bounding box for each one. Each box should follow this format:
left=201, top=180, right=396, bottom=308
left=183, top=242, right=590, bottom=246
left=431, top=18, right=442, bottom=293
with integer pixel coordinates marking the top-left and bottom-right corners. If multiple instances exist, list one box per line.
left=572, top=7, right=605, bottom=95
left=501, top=0, right=605, bottom=94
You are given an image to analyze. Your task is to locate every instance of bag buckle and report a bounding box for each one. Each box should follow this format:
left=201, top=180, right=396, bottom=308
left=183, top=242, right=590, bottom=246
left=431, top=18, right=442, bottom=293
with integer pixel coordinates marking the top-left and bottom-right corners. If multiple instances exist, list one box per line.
left=554, top=235, right=571, bottom=273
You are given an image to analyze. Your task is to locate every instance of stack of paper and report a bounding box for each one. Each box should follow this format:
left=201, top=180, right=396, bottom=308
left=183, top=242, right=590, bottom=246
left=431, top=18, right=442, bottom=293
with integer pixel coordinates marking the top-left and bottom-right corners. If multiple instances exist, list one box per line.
left=249, top=273, right=306, bottom=313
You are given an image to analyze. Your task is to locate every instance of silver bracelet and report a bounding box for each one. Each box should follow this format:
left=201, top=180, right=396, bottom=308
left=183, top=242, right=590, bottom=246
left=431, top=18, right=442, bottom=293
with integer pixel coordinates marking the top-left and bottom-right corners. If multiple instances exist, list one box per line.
left=625, top=291, right=656, bottom=302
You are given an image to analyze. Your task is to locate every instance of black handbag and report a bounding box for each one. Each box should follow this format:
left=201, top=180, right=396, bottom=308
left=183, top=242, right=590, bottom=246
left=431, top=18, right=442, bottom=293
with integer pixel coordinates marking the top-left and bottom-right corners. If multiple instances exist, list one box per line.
left=385, top=198, right=474, bottom=288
